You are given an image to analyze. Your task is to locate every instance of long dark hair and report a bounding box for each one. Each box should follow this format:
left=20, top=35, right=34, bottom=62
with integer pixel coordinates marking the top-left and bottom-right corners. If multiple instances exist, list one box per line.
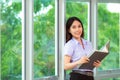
left=66, top=17, right=84, bottom=42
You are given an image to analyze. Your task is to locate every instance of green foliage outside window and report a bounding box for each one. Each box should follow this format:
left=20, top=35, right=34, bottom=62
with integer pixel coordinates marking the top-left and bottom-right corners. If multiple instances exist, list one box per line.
left=97, top=3, right=119, bottom=70
left=0, top=1, right=22, bottom=80
left=0, top=1, right=120, bottom=80
left=33, top=0, right=55, bottom=78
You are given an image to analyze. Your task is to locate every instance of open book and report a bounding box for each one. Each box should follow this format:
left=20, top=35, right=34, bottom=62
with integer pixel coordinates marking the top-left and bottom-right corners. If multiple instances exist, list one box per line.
left=78, top=40, right=110, bottom=70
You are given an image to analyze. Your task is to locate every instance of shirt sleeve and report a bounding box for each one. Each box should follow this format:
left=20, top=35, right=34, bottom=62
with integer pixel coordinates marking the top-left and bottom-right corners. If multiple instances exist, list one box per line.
left=64, top=43, right=74, bottom=57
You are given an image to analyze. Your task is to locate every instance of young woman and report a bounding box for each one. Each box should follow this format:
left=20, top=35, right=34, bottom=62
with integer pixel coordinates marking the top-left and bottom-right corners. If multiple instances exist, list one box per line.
left=64, top=17, right=101, bottom=80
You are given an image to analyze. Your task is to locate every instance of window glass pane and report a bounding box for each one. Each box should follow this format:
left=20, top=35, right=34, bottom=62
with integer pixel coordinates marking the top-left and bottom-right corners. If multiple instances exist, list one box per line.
left=0, top=0, right=22, bottom=80
left=102, top=77, right=120, bottom=80
left=97, top=3, right=120, bottom=70
left=34, top=0, right=56, bottom=78
left=66, top=1, right=89, bottom=39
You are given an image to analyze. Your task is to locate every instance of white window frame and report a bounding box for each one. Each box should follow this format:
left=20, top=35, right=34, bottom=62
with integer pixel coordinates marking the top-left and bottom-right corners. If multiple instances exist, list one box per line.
left=90, top=0, right=120, bottom=80
left=22, top=0, right=33, bottom=80
left=22, top=0, right=120, bottom=80
left=22, top=0, right=65, bottom=80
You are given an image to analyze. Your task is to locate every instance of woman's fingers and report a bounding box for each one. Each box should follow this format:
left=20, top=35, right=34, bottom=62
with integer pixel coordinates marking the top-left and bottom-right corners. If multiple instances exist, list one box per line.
left=93, top=60, right=101, bottom=67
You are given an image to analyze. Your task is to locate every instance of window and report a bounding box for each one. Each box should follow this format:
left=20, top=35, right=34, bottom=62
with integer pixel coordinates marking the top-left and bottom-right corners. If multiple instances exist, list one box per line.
left=96, top=2, right=120, bottom=80
left=23, top=0, right=61, bottom=80
left=97, top=3, right=120, bottom=70
left=33, top=0, right=57, bottom=78
left=1, top=0, right=120, bottom=80
left=0, top=0, right=22, bottom=80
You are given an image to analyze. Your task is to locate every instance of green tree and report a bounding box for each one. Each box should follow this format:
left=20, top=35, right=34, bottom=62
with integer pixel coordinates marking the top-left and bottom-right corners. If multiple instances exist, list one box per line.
left=34, top=0, right=55, bottom=77
left=0, top=1, right=22, bottom=80
left=98, top=4, right=119, bottom=70
left=0, top=1, right=119, bottom=80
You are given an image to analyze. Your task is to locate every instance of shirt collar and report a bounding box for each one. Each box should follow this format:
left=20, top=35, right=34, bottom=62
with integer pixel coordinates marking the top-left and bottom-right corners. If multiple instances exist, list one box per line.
left=72, top=37, right=87, bottom=45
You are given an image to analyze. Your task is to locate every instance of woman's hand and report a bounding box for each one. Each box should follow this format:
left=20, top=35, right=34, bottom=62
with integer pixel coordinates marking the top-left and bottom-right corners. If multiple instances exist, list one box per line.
left=77, top=56, right=90, bottom=65
left=93, top=60, right=101, bottom=67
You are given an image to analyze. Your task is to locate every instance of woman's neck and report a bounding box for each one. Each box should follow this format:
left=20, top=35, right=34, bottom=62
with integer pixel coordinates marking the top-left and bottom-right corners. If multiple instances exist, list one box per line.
left=77, top=38, right=85, bottom=49
left=75, top=37, right=82, bottom=44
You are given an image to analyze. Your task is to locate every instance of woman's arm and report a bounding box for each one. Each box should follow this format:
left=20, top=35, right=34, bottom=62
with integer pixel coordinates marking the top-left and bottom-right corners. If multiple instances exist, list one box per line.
left=64, top=55, right=90, bottom=70
left=64, top=55, right=78, bottom=70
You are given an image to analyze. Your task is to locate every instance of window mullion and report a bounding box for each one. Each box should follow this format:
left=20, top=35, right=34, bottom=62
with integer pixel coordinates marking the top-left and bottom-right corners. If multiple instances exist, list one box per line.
left=90, top=0, right=97, bottom=49
left=22, top=0, right=33, bottom=80
left=58, top=0, right=65, bottom=80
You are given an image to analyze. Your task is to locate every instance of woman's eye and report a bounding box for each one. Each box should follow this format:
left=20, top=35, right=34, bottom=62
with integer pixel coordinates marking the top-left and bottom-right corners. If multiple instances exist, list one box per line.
left=78, top=25, right=81, bottom=28
left=72, top=26, right=76, bottom=29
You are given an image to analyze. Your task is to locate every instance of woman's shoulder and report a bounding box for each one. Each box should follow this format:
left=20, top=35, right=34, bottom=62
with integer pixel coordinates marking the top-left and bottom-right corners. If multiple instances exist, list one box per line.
left=65, top=39, right=76, bottom=47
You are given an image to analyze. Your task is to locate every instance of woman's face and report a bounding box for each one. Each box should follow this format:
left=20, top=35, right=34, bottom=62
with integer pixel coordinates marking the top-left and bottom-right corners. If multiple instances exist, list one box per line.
left=69, top=20, right=83, bottom=39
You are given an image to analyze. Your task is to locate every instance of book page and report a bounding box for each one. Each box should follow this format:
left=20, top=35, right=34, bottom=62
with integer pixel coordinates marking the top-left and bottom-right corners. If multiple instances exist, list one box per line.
left=100, top=40, right=110, bottom=52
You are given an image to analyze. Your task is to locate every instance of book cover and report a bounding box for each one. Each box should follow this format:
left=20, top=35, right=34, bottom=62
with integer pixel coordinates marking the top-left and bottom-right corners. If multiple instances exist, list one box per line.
left=78, top=40, right=110, bottom=70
